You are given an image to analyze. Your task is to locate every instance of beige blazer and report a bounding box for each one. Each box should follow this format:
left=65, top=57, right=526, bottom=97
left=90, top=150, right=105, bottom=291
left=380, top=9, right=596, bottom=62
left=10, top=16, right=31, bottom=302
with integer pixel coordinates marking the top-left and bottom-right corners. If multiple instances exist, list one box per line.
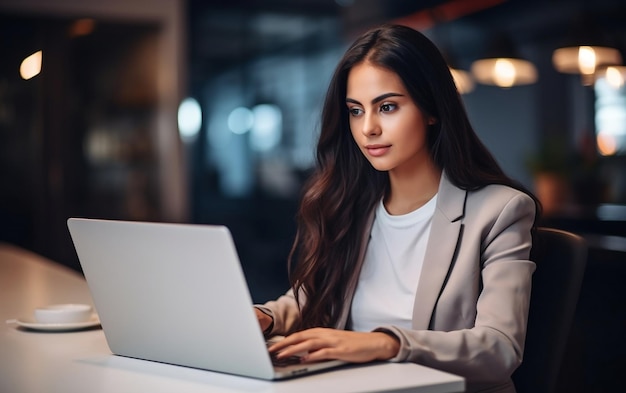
left=258, top=172, right=536, bottom=393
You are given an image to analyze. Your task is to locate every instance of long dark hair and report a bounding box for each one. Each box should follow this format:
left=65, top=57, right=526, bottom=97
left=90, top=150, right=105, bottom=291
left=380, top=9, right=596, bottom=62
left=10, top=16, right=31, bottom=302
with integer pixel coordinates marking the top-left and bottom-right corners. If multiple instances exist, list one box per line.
left=288, top=24, right=540, bottom=331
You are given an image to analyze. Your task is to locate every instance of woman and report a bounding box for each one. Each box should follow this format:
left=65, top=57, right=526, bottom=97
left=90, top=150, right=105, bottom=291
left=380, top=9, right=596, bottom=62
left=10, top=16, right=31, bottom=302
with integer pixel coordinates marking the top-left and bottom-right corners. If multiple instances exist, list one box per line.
left=255, top=23, right=539, bottom=393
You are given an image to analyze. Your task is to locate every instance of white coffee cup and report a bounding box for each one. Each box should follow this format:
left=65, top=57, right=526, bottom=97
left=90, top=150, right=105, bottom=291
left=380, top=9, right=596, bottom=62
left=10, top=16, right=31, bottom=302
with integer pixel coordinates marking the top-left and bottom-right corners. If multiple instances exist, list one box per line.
left=34, top=304, right=93, bottom=324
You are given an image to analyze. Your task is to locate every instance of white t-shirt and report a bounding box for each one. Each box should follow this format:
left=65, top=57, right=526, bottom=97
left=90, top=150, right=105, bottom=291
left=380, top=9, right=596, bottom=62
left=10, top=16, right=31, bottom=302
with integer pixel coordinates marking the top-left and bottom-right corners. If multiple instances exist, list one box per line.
left=350, top=194, right=437, bottom=332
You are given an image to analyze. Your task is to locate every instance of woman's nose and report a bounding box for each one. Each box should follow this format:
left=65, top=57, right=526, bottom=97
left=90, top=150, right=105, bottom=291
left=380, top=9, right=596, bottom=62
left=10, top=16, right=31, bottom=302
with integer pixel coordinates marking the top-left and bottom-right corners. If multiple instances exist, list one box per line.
left=362, top=113, right=381, bottom=136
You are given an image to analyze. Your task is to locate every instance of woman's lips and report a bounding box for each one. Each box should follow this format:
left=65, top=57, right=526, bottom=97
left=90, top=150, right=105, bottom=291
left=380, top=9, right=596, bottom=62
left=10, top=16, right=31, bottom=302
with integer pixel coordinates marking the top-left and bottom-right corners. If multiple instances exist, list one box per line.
left=365, top=144, right=391, bottom=157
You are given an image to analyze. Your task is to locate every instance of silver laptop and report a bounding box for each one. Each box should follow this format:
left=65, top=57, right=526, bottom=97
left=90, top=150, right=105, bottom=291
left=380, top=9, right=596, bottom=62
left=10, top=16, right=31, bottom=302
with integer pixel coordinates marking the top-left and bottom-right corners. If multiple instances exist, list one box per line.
left=67, top=217, right=346, bottom=380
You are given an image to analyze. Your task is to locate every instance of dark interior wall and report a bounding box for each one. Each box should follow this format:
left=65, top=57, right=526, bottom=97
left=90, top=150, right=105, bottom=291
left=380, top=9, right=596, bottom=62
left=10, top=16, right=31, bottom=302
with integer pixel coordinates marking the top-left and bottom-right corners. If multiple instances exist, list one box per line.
left=0, top=14, right=161, bottom=271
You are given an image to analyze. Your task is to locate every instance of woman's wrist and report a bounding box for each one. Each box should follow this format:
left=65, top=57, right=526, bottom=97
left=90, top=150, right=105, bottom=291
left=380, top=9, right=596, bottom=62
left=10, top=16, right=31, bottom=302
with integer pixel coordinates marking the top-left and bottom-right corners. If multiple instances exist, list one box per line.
left=254, top=307, right=274, bottom=334
left=263, top=317, right=274, bottom=335
left=373, top=331, right=400, bottom=360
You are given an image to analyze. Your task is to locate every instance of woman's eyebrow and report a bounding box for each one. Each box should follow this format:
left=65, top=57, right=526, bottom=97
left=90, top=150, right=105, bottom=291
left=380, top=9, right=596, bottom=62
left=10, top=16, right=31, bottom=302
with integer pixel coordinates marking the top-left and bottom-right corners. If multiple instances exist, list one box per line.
left=345, top=92, right=405, bottom=105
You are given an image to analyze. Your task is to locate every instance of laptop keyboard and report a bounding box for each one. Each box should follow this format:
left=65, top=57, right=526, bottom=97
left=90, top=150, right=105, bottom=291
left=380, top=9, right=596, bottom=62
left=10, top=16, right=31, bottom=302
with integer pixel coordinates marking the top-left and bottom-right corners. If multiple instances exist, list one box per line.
left=266, top=341, right=302, bottom=367
left=270, top=352, right=302, bottom=367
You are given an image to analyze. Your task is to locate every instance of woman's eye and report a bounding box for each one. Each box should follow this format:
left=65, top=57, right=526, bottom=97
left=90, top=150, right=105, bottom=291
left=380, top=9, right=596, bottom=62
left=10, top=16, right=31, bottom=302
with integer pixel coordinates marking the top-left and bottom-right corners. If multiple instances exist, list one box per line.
left=380, top=103, right=396, bottom=112
left=349, top=107, right=363, bottom=116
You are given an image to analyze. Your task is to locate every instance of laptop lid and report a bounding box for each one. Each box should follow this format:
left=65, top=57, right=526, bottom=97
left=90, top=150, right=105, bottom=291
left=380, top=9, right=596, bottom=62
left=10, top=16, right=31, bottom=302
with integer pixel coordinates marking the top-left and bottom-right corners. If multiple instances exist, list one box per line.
left=67, top=218, right=344, bottom=380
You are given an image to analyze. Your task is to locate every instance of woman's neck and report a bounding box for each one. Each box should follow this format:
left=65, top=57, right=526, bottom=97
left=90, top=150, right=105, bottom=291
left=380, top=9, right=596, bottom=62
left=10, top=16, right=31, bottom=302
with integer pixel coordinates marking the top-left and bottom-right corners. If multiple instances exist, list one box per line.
left=384, top=163, right=441, bottom=216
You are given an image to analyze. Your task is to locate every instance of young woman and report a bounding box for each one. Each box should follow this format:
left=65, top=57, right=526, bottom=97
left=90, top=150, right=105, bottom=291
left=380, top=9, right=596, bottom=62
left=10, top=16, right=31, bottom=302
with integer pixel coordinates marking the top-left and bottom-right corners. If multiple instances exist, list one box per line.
left=255, top=23, right=540, bottom=393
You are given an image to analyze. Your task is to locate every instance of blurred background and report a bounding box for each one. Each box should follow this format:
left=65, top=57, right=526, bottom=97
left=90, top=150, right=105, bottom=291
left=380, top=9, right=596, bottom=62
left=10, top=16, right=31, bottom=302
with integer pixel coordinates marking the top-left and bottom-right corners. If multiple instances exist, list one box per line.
left=0, top=0, right=625, bottom=390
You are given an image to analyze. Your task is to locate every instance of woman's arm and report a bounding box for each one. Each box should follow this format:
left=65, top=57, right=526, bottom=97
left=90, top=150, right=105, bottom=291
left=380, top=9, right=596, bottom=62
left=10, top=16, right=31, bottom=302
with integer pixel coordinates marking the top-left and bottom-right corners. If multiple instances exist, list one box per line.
left=254, top=289, right=301, bottom=336
left=377, top=191, right=536, bottom=382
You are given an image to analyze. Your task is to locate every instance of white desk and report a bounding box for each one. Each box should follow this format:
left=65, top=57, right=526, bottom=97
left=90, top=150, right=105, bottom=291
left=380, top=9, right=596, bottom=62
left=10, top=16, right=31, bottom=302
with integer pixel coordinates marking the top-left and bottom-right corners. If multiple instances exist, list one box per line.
left=0, top=243, right=465, bottom=393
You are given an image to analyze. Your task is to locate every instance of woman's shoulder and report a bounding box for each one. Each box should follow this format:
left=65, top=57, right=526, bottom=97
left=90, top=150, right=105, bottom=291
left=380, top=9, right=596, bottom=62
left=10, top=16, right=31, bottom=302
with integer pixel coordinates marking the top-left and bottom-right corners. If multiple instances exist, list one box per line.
left=438, top=174, right=535, bottom=221
left=465, top=183, right=535, bottom=214
left=471, top=183, right=529, bottom=198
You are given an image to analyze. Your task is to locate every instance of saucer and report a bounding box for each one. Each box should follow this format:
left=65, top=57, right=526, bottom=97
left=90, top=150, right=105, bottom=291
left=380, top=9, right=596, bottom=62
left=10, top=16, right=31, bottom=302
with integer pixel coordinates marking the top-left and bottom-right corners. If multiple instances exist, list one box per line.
left=35, top=303, right=92, bottom=324
left=9, top=314, right=100, bottom=331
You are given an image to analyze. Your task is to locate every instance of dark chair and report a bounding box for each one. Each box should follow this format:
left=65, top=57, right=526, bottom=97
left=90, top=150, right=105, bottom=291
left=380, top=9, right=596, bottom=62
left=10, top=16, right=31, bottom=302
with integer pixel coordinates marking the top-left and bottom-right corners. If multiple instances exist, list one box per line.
left=512, top=227, right=587, bottom=393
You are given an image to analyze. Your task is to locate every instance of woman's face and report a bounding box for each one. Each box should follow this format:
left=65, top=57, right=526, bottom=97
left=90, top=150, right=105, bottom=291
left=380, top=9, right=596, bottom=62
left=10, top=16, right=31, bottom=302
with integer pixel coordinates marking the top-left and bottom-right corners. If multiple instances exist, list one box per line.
left=346, top=62, right=434, bottom=176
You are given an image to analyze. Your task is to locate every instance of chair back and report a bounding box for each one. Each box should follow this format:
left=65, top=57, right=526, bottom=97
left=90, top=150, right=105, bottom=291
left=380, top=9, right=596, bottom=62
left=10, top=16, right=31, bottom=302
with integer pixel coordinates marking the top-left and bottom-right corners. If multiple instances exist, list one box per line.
left=512, top=227, right=587, bottom=393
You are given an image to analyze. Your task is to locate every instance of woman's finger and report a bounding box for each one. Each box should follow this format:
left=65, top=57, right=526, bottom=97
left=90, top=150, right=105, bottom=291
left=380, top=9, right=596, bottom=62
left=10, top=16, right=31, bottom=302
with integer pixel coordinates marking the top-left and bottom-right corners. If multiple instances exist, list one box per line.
left=268, top=328, right=327, bottom=352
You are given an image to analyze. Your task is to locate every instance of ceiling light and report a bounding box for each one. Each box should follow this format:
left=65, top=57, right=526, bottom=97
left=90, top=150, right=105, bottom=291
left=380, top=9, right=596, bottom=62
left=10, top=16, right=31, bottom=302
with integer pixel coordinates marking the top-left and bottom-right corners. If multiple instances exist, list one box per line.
left=471, top=57, right=537, bottom=88
left=470, top=34, right=538, bottom=88
left=552, top=12, right=623, bottom=85
left=449, top=67, right=475, bottom=94
left=438, top=46, right=474, bottom=94
left=20, top=50, right=42, bottom=80
left=553, top=46, right=622, bottom=85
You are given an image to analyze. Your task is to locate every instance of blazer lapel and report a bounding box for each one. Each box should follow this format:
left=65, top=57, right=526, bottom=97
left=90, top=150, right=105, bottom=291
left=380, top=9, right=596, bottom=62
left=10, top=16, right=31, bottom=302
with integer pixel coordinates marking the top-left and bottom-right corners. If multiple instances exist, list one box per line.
left=412, top=172, right=466, bottom=330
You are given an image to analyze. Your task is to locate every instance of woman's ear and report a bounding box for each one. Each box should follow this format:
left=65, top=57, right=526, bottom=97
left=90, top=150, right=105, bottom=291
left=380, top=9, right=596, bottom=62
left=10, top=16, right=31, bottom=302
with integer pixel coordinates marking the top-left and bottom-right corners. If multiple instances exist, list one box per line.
left=428, top=117, right=438, bottom=125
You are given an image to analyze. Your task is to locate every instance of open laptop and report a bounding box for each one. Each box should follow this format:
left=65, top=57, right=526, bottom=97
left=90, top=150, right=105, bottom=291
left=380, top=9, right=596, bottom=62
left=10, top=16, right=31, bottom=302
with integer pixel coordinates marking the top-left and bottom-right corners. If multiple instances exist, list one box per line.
left=67, top=217, right=346, bottom=380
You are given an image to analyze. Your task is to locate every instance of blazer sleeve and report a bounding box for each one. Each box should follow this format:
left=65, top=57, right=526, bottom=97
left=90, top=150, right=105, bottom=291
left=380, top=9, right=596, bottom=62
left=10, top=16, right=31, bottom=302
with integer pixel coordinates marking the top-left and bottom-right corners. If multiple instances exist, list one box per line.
left=255, top=289, right=301, bottom=336
left=375, top=191, right=536, bottom=383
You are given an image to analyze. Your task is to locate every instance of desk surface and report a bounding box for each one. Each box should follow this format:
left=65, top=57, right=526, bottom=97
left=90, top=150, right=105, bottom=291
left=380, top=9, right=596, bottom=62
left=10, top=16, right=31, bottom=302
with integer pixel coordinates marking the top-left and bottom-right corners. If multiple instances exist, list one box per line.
left=0, top=243, right=465, bottom=393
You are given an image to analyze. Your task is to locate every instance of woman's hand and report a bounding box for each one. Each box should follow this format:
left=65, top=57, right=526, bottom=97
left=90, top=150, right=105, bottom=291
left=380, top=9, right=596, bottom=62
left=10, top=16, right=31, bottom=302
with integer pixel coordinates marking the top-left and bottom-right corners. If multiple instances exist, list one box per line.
left=268, top=328, right=400, bottom=363
left=255, top=308, right=273, bottom=332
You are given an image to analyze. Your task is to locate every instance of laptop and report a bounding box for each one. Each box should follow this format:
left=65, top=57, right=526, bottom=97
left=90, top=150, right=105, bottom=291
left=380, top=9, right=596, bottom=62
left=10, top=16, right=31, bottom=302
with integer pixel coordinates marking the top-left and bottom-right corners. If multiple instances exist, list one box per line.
left=67, top=217, right=346, bottom=380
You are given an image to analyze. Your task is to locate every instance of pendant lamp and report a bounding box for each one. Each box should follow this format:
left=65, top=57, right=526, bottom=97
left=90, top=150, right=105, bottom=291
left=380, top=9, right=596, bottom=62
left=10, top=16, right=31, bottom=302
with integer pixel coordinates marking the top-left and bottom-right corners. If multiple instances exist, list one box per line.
left=553, top=46, right=622, bottom=86
left=434, top=29, right=475, bottom=95
left=443, top=52, right=474, bottom=94
left=449, top=66, right=475, bottom=94
left=552, top=13, right=623, bottom=85
left=470, top=34, right=537, bottom=88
